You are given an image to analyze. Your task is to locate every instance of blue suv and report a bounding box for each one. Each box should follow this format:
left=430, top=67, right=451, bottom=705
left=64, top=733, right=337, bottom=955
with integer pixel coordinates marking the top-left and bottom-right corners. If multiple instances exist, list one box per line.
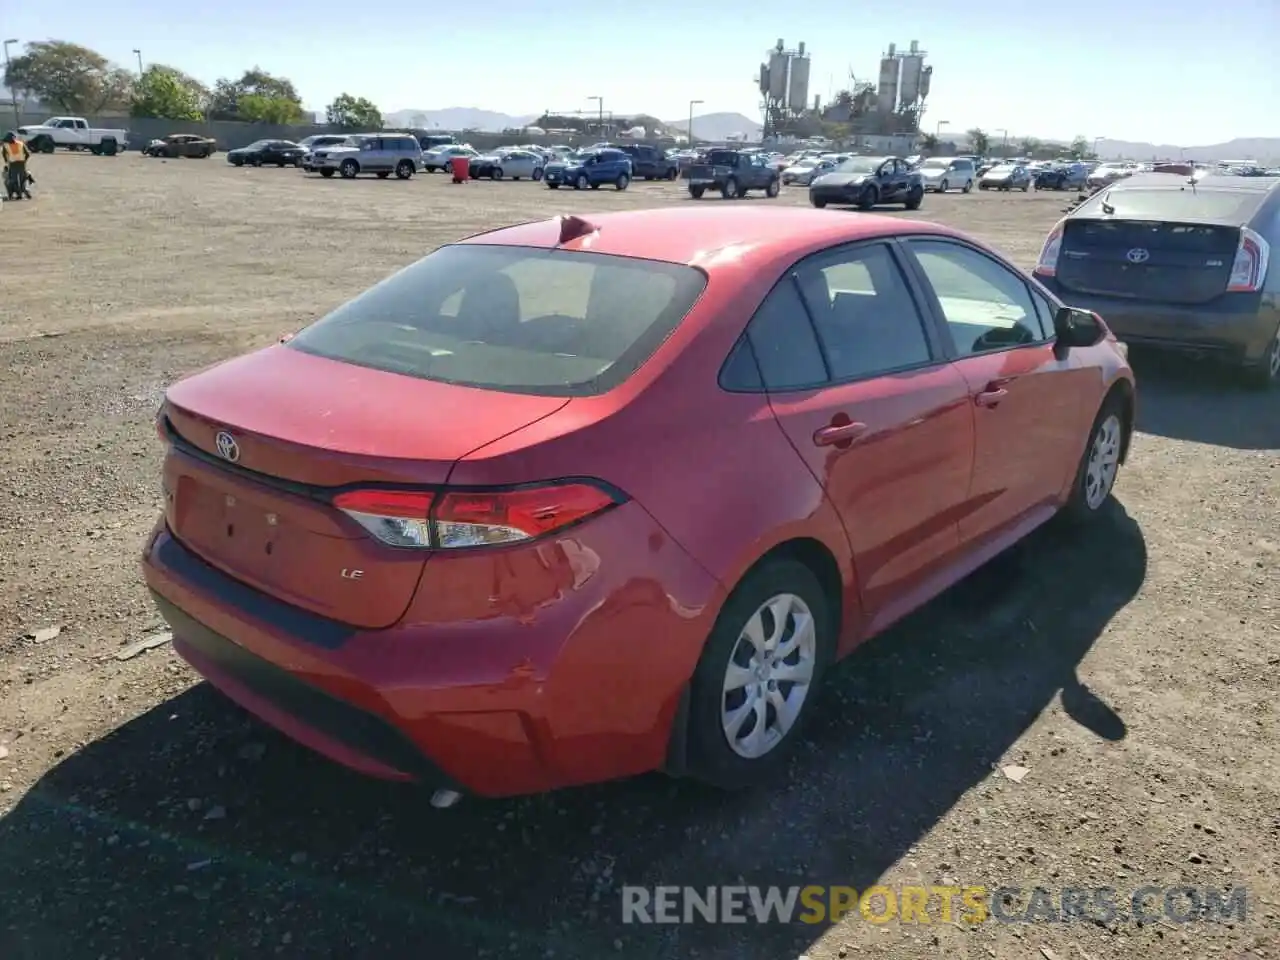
left=544, top=148, right=633, bottom=191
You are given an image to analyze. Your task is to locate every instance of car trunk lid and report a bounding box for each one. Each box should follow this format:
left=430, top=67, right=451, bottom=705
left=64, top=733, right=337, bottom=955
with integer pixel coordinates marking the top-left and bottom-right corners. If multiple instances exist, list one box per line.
left=1057, top=218, right=1240, bottom=305
left=161, top=346, right=568, bottom=628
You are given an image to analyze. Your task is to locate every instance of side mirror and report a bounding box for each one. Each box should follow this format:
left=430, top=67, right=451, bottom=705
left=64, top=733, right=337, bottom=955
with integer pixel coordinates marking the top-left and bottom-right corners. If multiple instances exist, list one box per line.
left=1054, top=306, right=1105, bottom=348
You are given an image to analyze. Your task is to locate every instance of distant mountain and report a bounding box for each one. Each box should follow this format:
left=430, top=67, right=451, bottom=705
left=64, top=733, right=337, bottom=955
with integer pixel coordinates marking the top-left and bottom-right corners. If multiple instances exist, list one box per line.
left=664, top=112, right=763, bottom=142
left=383, top=108, right=538, bottom=132
left=1094, top=137, right=1280, bottom=163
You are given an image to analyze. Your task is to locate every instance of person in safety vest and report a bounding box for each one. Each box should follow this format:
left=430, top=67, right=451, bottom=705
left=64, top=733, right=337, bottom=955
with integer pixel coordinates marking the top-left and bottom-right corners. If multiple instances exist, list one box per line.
left=3, top=132, right=33, bottom=200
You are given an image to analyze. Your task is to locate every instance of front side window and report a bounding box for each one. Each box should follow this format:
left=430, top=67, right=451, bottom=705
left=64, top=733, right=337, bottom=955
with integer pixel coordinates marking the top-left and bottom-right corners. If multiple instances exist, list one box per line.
left=288, top=245, right=707, bottom=396
left=794, top=244, right=934, bottom=380
left=906, top=239, right=1044, bottom=356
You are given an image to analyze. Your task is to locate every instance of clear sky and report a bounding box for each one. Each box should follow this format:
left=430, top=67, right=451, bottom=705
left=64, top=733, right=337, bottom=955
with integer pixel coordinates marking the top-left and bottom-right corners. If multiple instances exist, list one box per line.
left=7, top=0, right=1276, bottom=146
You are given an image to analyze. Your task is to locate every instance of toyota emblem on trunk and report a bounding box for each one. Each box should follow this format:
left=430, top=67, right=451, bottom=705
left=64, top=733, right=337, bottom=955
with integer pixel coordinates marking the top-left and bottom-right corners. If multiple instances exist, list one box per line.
left=1126, top=247, right=1150, bottom=264
left=214, top=431, right=240, bottom=462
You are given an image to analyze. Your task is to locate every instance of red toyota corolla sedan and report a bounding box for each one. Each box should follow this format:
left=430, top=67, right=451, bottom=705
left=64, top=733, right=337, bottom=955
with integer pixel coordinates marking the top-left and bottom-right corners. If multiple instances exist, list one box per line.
left=142, top=207, right=1135, bottom=800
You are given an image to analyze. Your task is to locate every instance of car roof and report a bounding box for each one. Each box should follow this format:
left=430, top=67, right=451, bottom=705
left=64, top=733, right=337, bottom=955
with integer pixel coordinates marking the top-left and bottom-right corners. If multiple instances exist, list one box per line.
left=459, top=207, right=962, bottom=270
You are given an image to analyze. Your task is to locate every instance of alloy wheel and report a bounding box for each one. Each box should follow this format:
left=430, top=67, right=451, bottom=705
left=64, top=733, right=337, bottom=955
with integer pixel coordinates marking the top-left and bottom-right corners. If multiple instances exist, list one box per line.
left=1084, top=414, right=1122, bottom=509
left=720, top=593, right=817, bottom=760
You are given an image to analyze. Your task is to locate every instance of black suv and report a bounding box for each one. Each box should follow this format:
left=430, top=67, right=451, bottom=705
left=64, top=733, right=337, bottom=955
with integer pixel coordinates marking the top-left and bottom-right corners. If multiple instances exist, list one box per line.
left=618, top=144, right=679, bottom=181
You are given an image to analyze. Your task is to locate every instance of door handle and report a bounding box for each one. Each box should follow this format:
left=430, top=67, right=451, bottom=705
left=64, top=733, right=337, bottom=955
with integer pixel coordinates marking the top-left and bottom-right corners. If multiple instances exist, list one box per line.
left=974, top=388, right=1008, bottom=407
left=814, top=421, right=869, bottom=446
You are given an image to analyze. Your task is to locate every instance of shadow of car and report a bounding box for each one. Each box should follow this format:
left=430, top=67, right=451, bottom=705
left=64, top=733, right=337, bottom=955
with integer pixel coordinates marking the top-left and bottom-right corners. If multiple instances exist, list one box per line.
left=1128, top=350, right=1280, bottom=449
left=0, top=507, right=1144, bottom=959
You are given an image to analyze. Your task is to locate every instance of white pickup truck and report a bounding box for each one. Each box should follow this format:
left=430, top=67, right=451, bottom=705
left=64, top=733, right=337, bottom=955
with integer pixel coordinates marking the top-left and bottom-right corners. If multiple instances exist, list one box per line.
left=16, top=117, right=130, bottom=156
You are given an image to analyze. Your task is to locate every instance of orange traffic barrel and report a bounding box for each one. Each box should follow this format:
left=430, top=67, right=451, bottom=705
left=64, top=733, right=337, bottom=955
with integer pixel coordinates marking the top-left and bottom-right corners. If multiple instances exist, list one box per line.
left=451, top=156, right=470, bottom=182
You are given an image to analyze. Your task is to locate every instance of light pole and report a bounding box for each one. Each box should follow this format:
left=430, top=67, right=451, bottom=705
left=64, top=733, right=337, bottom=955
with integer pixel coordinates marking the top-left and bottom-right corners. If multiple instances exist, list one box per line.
left=935, top=119, right=949, bottom=137
left=687, top=99, right=703, bottom=146
left=996, top=128, right=1008, bottom=156
left=1093, top=135, right=1104, bottom=158
left=132, top=49, right=144, bottom=75
left=3, top=39, right=19, bottom=129
left=587, top=96, right=602, bottom=140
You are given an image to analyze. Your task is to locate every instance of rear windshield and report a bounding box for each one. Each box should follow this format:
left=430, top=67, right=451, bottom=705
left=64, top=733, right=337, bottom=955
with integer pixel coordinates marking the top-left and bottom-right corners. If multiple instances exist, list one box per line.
left=705, top=150, right=740, bottom=165
left=287, top=244, right=707, bottom=396
left=1079, top=187, right=1265, bottom=222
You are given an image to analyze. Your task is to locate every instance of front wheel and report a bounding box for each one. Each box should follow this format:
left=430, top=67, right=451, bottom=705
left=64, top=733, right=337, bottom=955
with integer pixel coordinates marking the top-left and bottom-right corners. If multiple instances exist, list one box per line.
left=962, top=180, right=972, bottom=193
left=319, top=169, right=335, bottom=178
left=376, top=171, right=391, bottom=179
left=721, top=177, right=739, bottom=199
left=689, top=186, right=705, bottom=199
left=683, top=560, right=833, bottom=790
left=1062, top=397, right=1125, bottom=523
left=615, top=173, right=629, bottom=191
left=904, top=186, right=924, bottom=210
left=395, top=160, right=414, bottom=179
left=938, top=179, right=948, bottom=193
left=856, top=186, right=878, bottom=210
left=765, top=178, right=779, bottom=198
left=339, top=159, right=359, bottom=179
left=810, top=196, right=827, bottom=209
left=575, top=174, right=589, bottom=190
left=491, top=167, right=503, bottom=180
left=547, top=182, right=559, bottom=189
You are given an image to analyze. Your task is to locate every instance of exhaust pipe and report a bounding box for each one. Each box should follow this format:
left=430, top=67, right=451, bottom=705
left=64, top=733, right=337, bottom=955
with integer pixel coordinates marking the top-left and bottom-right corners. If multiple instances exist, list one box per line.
left=430, top=789, right=462, bottom=809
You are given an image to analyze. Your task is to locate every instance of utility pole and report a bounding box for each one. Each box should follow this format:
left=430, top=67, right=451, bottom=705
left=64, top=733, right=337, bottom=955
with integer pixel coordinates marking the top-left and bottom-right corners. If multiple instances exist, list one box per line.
left=132, top=48, right=144, bottom=75
left=3, top=39, right=19, bottom=129
left=688, top=99, right=703, bottom=146
left=588, top=96, right=603, bottom=140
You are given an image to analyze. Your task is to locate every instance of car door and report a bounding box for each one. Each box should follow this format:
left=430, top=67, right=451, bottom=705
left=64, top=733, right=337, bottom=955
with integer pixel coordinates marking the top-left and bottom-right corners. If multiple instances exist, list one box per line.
left=875, top=159, right=900, bottom=201
left=741, top=240, right=976, bottom=633
left=900, top=237, right=1092, bottom=549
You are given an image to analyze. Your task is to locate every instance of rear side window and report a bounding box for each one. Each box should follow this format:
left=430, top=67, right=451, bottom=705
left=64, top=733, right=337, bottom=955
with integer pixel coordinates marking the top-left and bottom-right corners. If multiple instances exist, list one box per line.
left=288, top=245, right=707, bottom=397
left=721, top=281, right=828, bottom=391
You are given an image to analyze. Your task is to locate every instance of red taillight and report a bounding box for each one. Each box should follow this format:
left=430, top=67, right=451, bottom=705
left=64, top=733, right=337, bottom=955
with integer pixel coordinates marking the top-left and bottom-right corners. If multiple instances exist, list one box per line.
left=1034, top=221, right=1064, bottom=277
left=333, top=482, right=620, bottom=550
left=1227, top=227, right=1270, bottom=293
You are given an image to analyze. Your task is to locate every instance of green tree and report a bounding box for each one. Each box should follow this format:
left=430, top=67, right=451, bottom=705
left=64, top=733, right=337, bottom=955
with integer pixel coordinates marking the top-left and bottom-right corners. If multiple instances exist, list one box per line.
left=325, top=93, right=382, bottom=130
left=1070, top=135, right=1092, bottom=159
left=131, top=65, right=207, bottom=120
left=3, top=40, right=133, bottom=113
left=966, top=127, right=991, bottom=155
left=208, top=67, right=304, bottom=122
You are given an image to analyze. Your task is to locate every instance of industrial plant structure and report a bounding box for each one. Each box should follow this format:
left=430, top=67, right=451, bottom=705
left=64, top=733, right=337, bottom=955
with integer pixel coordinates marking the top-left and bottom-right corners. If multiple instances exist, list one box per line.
left=758, top=39, right=812, bottom=138
left=756, top=37, right=934, bottom=141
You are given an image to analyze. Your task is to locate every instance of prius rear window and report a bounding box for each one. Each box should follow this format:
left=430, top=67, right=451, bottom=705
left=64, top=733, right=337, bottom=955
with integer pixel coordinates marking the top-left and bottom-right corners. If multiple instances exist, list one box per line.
left=288, top=244, right=707, bottom=396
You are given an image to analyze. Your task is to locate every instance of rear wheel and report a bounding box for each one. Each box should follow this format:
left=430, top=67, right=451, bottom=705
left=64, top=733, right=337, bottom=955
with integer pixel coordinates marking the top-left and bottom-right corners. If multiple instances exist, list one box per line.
left=765, top=178, right=779, bottom=198
left=962, top=179, right=972, bottom=193
left=100, top=138, right=118, bottom=157
left=1244, top=329, right=1280, bottom=390
left=615, top=173, right=629, bottom=190
left=904, top=186, right=924, bottom=210
left=376, top=171, right=391, bottom=179
left=319, top=168, right=335, bottom=178
left=395, top=160, right=414, bottom=179
left=938, top=179, right=948, bottom=193
left=684, top=560, right=833, bottom=790
left=689, top=185, right=705, bottom=199
left=575, top=173, right=588, bottom=190
left=492, top=167, right=503, bottom=180
left=856, top=185, right=878, bottom=210
left=811, top=196, right=827, bottom=209
left=721, top=177, right=739, bottom=199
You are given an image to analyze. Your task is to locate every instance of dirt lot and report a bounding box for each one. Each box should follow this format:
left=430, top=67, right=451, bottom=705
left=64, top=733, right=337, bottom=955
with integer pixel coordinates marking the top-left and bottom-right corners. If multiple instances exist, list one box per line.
left=1, top=153, right=1277, bottom=960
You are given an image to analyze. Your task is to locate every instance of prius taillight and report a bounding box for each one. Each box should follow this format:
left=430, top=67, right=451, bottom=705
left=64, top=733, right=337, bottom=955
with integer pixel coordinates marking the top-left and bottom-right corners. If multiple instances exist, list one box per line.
left=332, top=481, right=623, bottom=550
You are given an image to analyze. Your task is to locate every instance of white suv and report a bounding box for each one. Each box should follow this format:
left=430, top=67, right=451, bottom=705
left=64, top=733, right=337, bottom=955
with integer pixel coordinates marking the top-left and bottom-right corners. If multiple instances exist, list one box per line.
left=917, top=157, right=976, bottom=193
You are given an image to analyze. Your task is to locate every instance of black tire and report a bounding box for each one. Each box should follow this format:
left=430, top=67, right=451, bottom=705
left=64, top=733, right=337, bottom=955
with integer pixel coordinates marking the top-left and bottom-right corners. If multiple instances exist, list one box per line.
left=1022, top=183, right=1030, bottom=192
left=532, top=167, right=544, bottom=181
left=615, top=173, right=629, bottom=191
left=339, top=159, right=359, bottom=179
left=92, top=145, right=105, bottom=156
left=575, top=173, right=588, bottom=190
left=492, top=167, right=503, bottom=180
left=1061, top=394, right=1126, bottom=524
left=1243, top=328, right=1280, bottom=390
left=231, top=157, right=243, bottom=167
left=32, top=136, right=55, bottom=154
left=811, top=196, right=827, bottom=209
left=395, top=160, right=414, bottom=180
left=547, top=183, right=559, bottom=189
left=721, top=177, right=739, bottom=200
left=937, top=180, right=948, bottom=194
left=856, top=186, right=878, bottom=210
left=684, top=559, right=834, bottom=790
left=765, top=178, right=779, bottom=198
left=319, top=168, right=334, bottom=178
left=100, top=138, right=118, bottom=157
left=376, top=171, right=391, bottom=179
left=904, top=186, right=924, bottom=210
left=689, top=186, right=705, bottom=199
left=962, top=180, right=972, bottom=193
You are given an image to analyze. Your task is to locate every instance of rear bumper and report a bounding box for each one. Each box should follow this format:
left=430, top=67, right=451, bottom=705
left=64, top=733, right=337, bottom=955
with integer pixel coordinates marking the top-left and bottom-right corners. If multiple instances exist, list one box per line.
left=1037, top=278, right=1279, bottom=364
left=142, top=505, right=724, bottom=797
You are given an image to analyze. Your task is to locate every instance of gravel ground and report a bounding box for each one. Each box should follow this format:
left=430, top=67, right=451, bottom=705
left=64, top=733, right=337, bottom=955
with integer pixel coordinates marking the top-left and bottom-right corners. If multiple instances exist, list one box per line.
left=0, top=153, right=1277, bottom=960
